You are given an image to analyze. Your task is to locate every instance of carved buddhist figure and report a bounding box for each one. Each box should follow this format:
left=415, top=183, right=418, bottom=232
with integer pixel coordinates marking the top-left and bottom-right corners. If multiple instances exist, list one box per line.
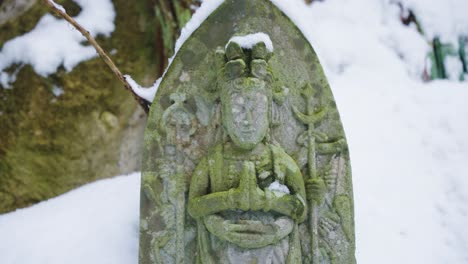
left=188, top=41, right=310, bottom=264
left=139, top=1, right=356, bottom=264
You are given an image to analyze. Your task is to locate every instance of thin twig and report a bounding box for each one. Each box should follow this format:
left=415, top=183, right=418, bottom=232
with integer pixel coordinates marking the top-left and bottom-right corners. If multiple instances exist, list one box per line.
left=42, top=0, right=150, bottom=113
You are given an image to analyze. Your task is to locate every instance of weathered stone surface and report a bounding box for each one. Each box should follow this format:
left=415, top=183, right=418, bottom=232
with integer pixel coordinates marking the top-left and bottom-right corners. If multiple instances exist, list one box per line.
left=140, top=0, right=356, bottom=263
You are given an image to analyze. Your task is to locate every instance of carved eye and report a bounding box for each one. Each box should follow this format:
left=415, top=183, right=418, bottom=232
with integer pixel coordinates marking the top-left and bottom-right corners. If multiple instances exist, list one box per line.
left=180, top=124, right=190, bottom=131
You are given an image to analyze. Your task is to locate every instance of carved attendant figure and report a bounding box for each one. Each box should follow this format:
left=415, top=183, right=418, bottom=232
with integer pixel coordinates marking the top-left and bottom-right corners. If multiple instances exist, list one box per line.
left=188, top=40, right=308, bottom=264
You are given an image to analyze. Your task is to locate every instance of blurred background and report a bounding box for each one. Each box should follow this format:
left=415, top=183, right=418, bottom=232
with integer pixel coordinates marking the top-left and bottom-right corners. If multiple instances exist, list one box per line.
left=0, top=0, right=202, bottom=214
left=0, top=0, right=467, bottom=263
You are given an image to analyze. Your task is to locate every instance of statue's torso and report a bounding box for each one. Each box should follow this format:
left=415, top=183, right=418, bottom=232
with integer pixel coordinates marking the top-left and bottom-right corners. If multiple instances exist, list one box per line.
left=209, top=142, right=276, bottom=193
left=203, top=142, right=296, bottom=264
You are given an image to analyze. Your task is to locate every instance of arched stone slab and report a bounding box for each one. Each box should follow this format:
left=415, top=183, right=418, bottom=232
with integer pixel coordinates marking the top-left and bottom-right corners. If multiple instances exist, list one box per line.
left=139, top=1, right=356, bottom=263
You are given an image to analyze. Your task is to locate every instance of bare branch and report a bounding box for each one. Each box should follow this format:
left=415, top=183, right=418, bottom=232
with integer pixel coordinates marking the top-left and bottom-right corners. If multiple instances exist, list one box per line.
left=42, top=0, right=150, bottom=114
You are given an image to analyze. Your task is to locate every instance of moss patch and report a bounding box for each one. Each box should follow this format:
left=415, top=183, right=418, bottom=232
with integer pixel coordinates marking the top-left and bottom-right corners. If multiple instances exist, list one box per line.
left=0, top=0, right=159, bottom=213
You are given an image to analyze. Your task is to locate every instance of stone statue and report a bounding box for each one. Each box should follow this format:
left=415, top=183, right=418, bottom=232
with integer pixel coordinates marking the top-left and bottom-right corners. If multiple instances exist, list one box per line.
left=139, top=1, right=356, bottom=264
left=188, top=41, right=309, bottom=263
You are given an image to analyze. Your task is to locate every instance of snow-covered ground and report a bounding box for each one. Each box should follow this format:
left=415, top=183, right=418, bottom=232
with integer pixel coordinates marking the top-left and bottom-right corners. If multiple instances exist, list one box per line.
left=1, top=0, right=467, bottom=263
left=0, top=173, right=140, bottom=264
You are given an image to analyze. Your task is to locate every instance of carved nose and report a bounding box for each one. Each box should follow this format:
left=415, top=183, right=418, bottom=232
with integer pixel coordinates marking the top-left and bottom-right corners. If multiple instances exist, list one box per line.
left=243, top=110, right=253, bottom=126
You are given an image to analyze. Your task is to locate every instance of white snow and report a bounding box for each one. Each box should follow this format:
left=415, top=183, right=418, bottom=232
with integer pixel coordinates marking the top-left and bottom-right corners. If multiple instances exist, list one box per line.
left=1, top=0, right=468, bottom=264
left=268, top=180, right=291, bottom=194
left=124, top=75, right=159, bottom=102
left=51, top=85, right=64, bottom=97
left=0, top=173, right=140, bottom=264
left=48, top=0, right=66, bottom=13
left=444, top=56, right=464, bottom=81
left=227, top=33, right=274, bottom=52
left=0, top=0, right=115, bottom=88
left=0, top=72, right=16, bottom=89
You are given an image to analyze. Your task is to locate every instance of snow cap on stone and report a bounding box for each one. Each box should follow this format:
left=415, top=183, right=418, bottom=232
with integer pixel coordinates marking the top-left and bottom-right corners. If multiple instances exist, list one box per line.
left=227, top=33, right=274, bottom=52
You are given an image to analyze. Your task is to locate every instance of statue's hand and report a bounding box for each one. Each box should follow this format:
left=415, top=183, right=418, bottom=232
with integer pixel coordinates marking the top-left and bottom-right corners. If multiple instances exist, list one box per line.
left=227, top=161, right=268, bottom=212
left=318, top=211, right=341, bottom=239
left=243, top=162, right=265, bottom=211
left=306, top=177, right=326, bottom=204
left=265, top=191, right=305, bottom=221
left=336, top=138, right=348, bottom=152
left=204, top=214, right=295, bottom=249
left=227, top=161, right=257, bottom=211
left=250, top=186, right=267, bottom=211
left=323, top=167, right=337, bottom=190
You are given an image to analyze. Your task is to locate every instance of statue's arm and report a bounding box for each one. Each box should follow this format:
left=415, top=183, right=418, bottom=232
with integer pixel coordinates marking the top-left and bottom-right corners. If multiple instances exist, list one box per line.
left=188, top=191, right=238, bottom=219
left=317, top=138, right=346, bottom=154
left=267, top=147, right=308, bottom=222
left=265, top=191, right=306, bottom=222
left=265, top=171, right=307, bottom=222
left=187, top=159, right=234, bottom=218
left=284, top=165, right=308, bottom=223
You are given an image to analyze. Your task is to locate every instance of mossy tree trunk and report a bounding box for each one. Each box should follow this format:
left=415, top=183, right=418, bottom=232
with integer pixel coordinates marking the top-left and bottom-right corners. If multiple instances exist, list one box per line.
left=0, top=0, right=197, bottom=214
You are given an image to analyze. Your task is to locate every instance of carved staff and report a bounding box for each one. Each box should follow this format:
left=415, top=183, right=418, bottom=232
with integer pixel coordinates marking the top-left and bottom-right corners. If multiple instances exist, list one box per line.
left=292, top=84, right=327, bottom=264
left=174, top=159, right=185, bottom=264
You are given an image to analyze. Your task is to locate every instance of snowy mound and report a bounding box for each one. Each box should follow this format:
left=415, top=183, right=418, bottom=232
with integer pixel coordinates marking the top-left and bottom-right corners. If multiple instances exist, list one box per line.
left=0, top=173, right=140, bottom=264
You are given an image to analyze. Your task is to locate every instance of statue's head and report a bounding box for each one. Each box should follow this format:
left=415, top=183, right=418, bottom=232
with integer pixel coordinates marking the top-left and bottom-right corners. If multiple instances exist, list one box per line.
left=218, top=37, right=273, bottom=150
left=161, top=93, right=197, bottom=146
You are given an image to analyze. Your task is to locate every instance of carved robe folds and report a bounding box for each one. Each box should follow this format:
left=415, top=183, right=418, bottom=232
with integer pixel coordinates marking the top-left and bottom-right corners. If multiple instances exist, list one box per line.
left=188, top=143, right=307, bottom=263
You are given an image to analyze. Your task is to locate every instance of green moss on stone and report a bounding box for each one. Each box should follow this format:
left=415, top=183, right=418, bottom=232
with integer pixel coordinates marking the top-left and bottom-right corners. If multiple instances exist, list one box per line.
left=0, top=0, right=159, bottom=213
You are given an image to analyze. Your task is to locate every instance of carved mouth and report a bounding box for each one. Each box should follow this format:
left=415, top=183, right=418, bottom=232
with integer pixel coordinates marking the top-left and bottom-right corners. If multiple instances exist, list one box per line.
left=241, top=127, right=254, bottom=134
left=235, top=230, right=266, bottom=235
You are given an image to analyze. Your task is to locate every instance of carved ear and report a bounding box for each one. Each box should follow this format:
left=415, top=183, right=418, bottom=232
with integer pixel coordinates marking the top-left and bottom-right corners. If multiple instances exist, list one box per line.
left=209, top=102, right=224, bottom=144
left=270, top=102, right=282, bottom=127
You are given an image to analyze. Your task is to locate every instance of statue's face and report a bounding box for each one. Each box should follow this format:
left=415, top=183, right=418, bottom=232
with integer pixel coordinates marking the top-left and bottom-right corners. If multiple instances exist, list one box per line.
left=166, top=108, right=195, bottom=145
left=222, top=78, right=269, bottom=150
